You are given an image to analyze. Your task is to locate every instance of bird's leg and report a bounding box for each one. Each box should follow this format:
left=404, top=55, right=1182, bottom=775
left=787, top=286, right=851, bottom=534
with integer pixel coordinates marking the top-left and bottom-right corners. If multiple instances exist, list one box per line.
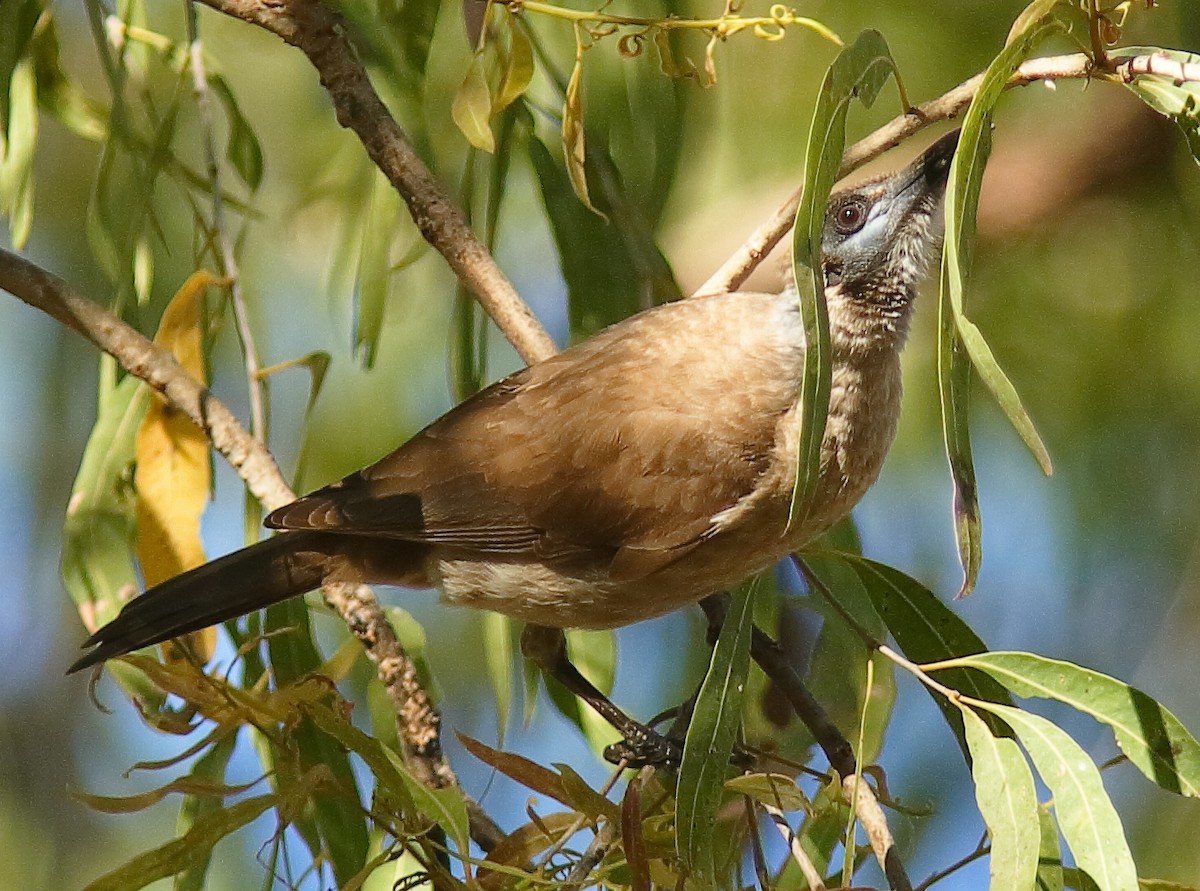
left=520, top=624, right=682, bottom=768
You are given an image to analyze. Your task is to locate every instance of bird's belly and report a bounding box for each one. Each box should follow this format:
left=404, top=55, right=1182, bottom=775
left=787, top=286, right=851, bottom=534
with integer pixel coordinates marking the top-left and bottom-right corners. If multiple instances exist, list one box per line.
left=431, top=524, right=795, bottom=629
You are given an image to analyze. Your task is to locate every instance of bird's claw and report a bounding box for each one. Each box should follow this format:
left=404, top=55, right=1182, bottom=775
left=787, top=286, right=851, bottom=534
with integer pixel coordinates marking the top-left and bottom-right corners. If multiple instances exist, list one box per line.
left=603, top=725, right=683, bottom=768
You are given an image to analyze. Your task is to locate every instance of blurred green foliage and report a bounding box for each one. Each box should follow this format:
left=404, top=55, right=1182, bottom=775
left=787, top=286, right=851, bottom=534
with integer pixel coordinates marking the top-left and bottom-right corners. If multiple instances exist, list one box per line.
left=2, top=1, right=1200, bottom=889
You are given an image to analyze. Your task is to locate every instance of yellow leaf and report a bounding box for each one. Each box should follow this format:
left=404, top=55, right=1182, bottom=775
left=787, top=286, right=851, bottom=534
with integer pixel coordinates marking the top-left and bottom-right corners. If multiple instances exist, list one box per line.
left=562, top=39, right=605, bottom=219
left=135, top=271, right=226, bottom=663
left=452, top=52, right=495, bottom=152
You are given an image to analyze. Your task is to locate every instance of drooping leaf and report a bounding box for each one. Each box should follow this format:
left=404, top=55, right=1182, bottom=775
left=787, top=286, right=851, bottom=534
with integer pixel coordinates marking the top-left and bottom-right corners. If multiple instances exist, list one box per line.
left=457, top=734, right=620, bottom=822
left=960, top=705, right=1040, bottom=891
left=677, top=576, right=759, bottom=881
left=494, top=14, right=533, bottom=114
left=789, top=29, right=900, bottom=528
left=451, top=51, right=494, bottom=152
left=978, top=702, right=1138, bottom=891
left=135, top=271, right=222, bottom=663
left=482, top=612, right=514, bottom=742
left=75, top=773, right=260, bottom=815
left=562, top=29, right=602, bottom=217
left=353, top=173, right=404, bottom=368
left=63, top=363, right=148, bottom=632
left=0, top=0, right=41, bottom=129
left=1109, top=47, right=1200, bottom=164
left=210, top=75, right=264, bottom=191
left=0, top=55, right=36, bottom=247
left=935, top=651, right=1200, bottom=798
left=28, top=11, right=108, bottom=143
left=938, top=5, right=1058, bottom=594
left=528, top=132, right=681, bottom=339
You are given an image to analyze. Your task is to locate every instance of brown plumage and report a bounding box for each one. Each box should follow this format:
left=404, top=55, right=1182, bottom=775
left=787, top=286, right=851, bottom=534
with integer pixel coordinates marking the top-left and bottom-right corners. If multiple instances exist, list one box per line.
left=70, top=130, right=958, bottom=675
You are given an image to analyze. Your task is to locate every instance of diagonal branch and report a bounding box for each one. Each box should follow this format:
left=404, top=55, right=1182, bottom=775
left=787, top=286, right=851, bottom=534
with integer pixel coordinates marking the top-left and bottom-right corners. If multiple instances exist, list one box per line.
left=196, top=0, right=558, bottom=365
left=0, top=247, right=503, bottom=850
left=697, top=52, right=1111, bottom=295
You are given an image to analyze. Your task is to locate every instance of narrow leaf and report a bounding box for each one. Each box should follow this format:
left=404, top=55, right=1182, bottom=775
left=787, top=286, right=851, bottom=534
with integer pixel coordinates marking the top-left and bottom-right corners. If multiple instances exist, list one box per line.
left=495, top=13, right=533, bottom=113
left=82, top=794, right=277, bottom=891
left=482, top=612, right=514, bottom=741
left=677, top=576, right=759, bottom=880
left=1037, top=805, right=1065, bottom=891
left=456, top=733, right=620, bottom=821
left=960, top=705, right=1040, bottom=891
left=75, top=774, right=260, bottom=815
left=451, top=51, right=494, bottom=152
left=789, top=29, right=899, bottom=528
left=938, top=10, right=1058, bottom=593
left=937, top=651, right=1200, bottom=798
left=562, top=31, right=603, bottom=217
left=828, top=553, right=1013, bottom=758
left=135, top=272, right=223, bottom=662
left=0, top=56, right=36, bottom=247
left=353, top=174, right=403, bottom=368
left=210, top=75, right=264, bottom=190
left=979, top=703, right=1138, bottom=891
left=63, top=366, right=148, bottom=632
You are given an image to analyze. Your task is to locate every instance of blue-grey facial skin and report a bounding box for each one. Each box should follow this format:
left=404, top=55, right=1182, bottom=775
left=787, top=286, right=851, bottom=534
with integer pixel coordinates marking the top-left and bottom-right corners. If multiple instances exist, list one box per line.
left=821, top=134, right=956, bottom=309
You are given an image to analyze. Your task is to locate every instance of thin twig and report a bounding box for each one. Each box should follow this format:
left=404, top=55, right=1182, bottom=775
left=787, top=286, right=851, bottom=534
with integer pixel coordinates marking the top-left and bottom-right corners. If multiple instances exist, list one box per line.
left=764, top=803, right=826, bottom=890
left=695, top=52, right=1127, bottom=296
left=913, top=836, right=990, bottom=891
left=196, top=0, right=558, bottom=365
left=184, top=8, right=267, bottom=442
left=560, top=820, right=617, bottom=891
left=0, top=247, right=504, bottom=850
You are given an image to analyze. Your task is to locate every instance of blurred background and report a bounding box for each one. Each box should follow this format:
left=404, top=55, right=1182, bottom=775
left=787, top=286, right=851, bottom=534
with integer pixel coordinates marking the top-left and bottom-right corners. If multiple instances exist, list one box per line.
left=3, top=0, right=1200, bottom=888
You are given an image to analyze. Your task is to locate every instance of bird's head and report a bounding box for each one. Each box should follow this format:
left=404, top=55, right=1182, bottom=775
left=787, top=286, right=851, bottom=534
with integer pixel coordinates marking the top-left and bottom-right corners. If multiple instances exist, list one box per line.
left=820, top=129, right=959, bottom=351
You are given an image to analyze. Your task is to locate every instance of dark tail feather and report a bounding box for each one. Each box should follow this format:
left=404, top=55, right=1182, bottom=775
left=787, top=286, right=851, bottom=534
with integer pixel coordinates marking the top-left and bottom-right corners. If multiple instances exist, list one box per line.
left=69, top=531, right=356, bottom=674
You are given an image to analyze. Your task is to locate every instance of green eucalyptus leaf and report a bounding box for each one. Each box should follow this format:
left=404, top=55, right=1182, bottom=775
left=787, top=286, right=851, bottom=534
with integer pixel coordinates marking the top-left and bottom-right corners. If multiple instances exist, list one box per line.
left=677, top=576, right=759, bottom=881
left=935, top=651, right=1200, bottom=798
left=1038, top=805, right=1065, bottom=891
left=938, top=7, right=1058, bottom=593
left=789, top=29, right=899, bottom=528
left=210, top=75, right=264, bottom=191
left=827, top=553, right=1013, bottom=759
left=979, top=703, right=1138, bottom=891
left=63, top=367, right=147, bottom=630
left=961, top=705, right=1040, bottom=891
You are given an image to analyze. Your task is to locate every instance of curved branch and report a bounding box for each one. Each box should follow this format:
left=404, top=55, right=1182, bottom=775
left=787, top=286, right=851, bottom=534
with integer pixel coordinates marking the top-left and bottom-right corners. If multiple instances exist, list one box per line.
left=196, top=0, right=558, bottom=365
left=0, top=247, right=503, bottom=848
left=696, top=53, right=1102, bottom=295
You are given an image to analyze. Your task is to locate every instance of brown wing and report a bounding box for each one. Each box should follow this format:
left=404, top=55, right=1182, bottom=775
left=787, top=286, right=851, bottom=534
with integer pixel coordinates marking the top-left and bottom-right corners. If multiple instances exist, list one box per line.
left=266, top=292, right=803, bottom=578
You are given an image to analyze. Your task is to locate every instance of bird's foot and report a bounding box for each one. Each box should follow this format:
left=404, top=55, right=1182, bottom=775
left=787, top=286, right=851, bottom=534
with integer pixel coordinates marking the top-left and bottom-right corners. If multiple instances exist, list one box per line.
left=603, top=724, right=683, bottom=768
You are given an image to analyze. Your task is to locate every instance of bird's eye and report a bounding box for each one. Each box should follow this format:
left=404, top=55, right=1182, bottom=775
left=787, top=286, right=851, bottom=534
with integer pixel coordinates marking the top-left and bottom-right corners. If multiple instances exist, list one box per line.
left=834, top=200, right=868, bottom=234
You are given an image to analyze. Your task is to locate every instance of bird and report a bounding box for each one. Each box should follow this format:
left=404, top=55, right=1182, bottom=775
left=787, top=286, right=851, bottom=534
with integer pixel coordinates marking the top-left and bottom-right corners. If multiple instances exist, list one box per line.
left=71, top=129, right=959, bottom=760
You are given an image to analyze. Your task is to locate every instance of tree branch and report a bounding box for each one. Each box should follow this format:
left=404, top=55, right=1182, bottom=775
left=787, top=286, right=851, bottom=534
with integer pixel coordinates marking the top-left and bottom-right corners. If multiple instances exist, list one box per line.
left=196, top=0, right=558, bottom=365
left=696, top=52, right=1119, bottom=296
left=0, top=247, right=503, bottom=849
